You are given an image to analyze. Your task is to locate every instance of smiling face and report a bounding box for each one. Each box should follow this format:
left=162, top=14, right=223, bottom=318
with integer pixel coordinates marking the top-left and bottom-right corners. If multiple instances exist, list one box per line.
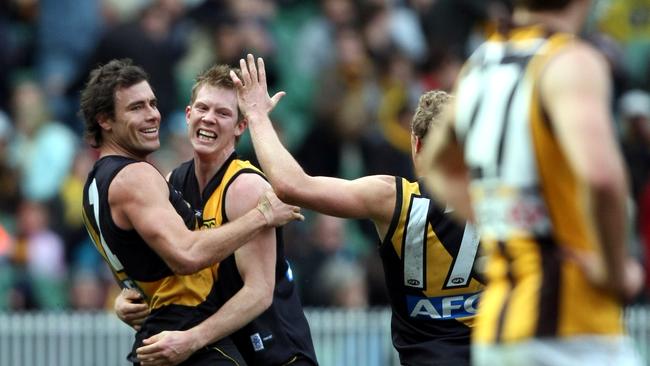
left=103, top=80, right=161, bottom=159
left=186, top=84, right=246, bottom=158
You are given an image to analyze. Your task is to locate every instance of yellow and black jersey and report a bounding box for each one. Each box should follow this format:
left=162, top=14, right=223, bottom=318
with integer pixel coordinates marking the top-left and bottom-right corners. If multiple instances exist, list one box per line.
left=454, top=25, right=624, bottom=344
left=81, top=156, right=224, bottom=363
left=380, top=176, right=484, bottom=366
left=169, top=153, right=318, bottom=366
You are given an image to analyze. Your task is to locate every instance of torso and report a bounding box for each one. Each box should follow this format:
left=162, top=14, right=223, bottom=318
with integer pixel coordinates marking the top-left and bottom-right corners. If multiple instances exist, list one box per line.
left=454, top=25, right=624, bottom=344
left=380, top=176, right=484, bottom=364
left=82, top=155, right=221, bottom=358
left=169, top=154, right=318, bottom=365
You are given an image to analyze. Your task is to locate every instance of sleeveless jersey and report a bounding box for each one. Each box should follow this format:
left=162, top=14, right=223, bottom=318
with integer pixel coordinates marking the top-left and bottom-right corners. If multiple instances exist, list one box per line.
left=380, top=176, right=484, bottom=365
left=169, top=153, right=318, bottom=366
left=82, top=156, right=225, bottom=361
left=454, top=25, right=624, bottom=344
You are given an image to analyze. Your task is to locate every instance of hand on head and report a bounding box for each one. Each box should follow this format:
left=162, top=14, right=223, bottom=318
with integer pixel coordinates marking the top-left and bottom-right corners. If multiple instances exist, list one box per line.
left=230, top=54, right=285, bottom=120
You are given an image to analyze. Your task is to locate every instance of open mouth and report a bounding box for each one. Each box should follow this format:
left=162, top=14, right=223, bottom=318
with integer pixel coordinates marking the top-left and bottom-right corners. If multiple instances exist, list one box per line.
left=197, top=129, right=217, bottom=141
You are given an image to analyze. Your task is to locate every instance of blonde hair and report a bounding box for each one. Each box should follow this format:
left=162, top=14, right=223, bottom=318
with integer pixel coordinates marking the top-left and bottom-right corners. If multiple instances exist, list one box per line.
left=410, top=90, right=453, bottom=139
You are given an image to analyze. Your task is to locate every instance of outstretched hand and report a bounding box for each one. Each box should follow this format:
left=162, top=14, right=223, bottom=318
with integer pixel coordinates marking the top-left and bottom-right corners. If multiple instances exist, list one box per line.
left=230, top=53, right=285, bottom=120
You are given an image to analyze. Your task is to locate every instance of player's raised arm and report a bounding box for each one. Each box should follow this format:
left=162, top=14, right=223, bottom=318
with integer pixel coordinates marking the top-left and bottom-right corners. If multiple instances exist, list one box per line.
left=231, top=54, right=395, bottom=227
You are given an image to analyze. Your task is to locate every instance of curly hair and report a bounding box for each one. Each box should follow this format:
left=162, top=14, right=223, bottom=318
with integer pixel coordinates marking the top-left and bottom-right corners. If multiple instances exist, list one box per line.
left=410, top=90, right=453, bottom=139
left=79, top=59, right=149, bottom=148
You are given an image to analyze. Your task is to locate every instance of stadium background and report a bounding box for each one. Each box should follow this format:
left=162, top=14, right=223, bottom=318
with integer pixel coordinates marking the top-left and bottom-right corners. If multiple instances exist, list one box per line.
left=0, top=0, right=649, bottom=364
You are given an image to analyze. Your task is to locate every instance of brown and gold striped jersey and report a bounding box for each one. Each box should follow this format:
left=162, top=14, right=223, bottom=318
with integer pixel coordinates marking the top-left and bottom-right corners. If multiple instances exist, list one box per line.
left=454, top=25, right=624, bottom=344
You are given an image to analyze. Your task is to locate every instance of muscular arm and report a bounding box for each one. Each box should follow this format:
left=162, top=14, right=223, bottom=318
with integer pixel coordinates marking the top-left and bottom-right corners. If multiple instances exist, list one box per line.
left=419, top=100, right=474, bottom=222
left=109, top=163, right=299, bottom=275
left=232, top=54, right=396, bottom=235
left=135, top=174, right=277, bottom=365
left=541, top=42, right=634, bottom=298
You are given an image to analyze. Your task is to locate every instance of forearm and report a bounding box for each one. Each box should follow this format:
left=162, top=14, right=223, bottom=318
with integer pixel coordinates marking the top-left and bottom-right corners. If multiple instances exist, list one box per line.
left=247, top=113, right=306, bottom=197
left=186, top=285, right=271, bottom=348
left=185, top=209, right=268, bottom=271
left=590, top=179, right=629, bottom=292
left=423, top=169, right=474, bottom=222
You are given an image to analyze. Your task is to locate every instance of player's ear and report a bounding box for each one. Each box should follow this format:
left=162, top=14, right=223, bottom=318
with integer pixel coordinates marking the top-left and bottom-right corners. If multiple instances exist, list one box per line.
left=414, top=136, right=423, bottom=153
left=185, top=105, right=192, bottom=126
left=97, top=113, right=112, bottom=131
left=235, top=118, right=247, bottom=137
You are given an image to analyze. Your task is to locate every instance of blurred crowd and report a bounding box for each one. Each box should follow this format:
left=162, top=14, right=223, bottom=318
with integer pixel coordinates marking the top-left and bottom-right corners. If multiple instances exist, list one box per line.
left=0, top=0, right=649, bottom=311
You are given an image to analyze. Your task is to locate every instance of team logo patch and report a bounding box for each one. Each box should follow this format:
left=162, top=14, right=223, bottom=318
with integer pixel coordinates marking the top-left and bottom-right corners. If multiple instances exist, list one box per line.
left=250, top=333, right=264, bottom=352
left=407, top=292, right=480, bottom=320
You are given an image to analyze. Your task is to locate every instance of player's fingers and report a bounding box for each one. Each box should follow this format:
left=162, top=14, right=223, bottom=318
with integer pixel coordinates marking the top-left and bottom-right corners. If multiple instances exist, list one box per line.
left=230, top=70, right=243, bottom=89
left=137, top=343, right=161, bottom=357
left=122, top=288, right=143, bottom=301
left=142, top=333, right=162, bottom=346
left=247, top=54, right=258, bottom=83
left=257, top=57, right=266, bottom=86
left=270, top=91, right=286, bottom=107
left=295, top=212, right=305, bottom=221
left=239, top=58, right=251, bottom=86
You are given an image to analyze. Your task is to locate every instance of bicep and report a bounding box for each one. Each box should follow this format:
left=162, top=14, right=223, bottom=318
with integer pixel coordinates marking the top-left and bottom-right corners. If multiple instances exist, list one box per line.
left=225, top=175, right=277, bottom=288
left=113, top=165, right=192, bottom=264
left=541, top=45, right=622, bottom=180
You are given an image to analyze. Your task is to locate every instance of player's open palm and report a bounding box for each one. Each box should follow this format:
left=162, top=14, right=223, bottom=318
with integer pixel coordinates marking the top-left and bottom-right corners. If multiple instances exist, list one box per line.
left=230, top=53, right=285, bottom=119
left=137, top=330, right=197, bottom=366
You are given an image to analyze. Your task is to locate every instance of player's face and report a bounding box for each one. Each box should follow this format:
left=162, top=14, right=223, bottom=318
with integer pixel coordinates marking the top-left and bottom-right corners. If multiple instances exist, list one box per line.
left=111, top=81, right=161, bottom=159
left=186, top=85, right=245, bottom=157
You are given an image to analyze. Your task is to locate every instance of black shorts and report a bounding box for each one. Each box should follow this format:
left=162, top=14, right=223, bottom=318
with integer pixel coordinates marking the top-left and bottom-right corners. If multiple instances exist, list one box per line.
left=283, top=354, right=318, bottom=366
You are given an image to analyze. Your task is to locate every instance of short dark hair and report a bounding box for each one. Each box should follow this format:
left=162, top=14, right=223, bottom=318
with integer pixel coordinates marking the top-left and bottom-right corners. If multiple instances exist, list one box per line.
left=513, top=0, right=572, bottom=11
left=79, top=59, right=149, bottom=147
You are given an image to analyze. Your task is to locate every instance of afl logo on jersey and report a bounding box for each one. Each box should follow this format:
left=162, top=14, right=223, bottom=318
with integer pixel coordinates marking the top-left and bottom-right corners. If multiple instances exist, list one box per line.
left=407, top=279, right=420, bottom=286
left=451, top=277, right=464, bottom=285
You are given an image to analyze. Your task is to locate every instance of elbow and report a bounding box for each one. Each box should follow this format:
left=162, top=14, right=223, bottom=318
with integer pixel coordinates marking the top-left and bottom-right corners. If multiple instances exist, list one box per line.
left=167, top=252, right=202, bottom=275
left=579, top=164, right=626, bottom=195
left=273, top=180, right=299, bottom=203
left=255, top=281, right=275, bottom=311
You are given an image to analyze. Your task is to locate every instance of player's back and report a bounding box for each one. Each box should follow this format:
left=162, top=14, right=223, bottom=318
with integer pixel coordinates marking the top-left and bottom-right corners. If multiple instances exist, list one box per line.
left=454, top=25, right=624, bottom=344
left=380, top=177, right=483, bottom=365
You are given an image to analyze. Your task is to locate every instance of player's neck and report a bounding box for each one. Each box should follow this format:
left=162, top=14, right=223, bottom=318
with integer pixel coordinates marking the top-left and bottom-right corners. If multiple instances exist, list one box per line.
left=193, top=147, right=235, bottom=192
left=99, top=140, right=149, bottom=161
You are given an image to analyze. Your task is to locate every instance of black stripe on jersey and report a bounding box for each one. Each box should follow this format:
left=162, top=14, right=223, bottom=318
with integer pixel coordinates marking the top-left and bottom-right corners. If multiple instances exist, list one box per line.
left=465, top=85, right=484, bottom=148
left=203, top=153, right=238, bottom=209
left=496, top=71, right=523, bottom=176
left=382, top=176, right=403, bottom=245
left=220, top=167, right=268, bottom=223
left=536, top=236, right=560, bottom=337
left=495, top=240, right=515, bottom=343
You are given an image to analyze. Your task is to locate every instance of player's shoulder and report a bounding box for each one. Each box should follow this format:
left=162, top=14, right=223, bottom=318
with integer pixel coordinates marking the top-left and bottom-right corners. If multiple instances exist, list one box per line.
left=110, top=161, right=166, bottom=199
left=228, top=171, right=270, bottom=197
left=545, top=39, right=608, bottom=77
